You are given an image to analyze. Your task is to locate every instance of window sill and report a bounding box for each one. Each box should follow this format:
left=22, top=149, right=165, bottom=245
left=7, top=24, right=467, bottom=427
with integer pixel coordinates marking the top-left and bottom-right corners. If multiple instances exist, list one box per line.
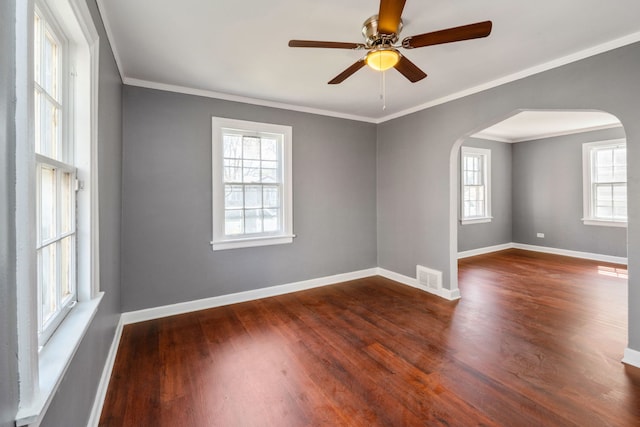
left=211, top=234, right=295, bottom=251
left=15, top=292, right=104, bottom=427
left=460, top=217, right=493, bottom=225
left=582, top=219, right=627, bottom=228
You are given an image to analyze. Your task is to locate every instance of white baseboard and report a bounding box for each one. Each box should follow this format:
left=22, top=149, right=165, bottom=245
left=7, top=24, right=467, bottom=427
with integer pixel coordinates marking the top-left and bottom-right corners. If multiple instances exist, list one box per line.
left=121, top=268, right=379, bottom=324
left=457, top=243, right=514, bottom=259
left=377, top=268, right=461, bottom=301
left=622, top=347, right=640, bottom=369
left=512, top=243, right=627, bottom=265
left=457, top=242, right=627, bottom=265
left=87, top=316, right=124, bottom=427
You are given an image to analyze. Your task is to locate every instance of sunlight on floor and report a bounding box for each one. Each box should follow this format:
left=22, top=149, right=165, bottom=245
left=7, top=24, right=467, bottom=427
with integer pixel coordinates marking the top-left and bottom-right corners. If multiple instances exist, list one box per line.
left=598, top=266, right=628, bottom=279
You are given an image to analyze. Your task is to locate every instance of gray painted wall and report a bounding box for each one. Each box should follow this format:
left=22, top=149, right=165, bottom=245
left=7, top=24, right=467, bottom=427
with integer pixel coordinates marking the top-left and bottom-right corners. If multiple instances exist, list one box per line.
left=512, top=127, right=627, bottom=256
left=377, top=42, right=640, bottom=352
left=458, top=138, right=513, bottom=252
left=0, top=0, right=18, bottom=426
left=121, top=86, right=378, bottom=312
left=0, top=0, right=123, bottom=425
left=40, top=1, right=123, bottom=425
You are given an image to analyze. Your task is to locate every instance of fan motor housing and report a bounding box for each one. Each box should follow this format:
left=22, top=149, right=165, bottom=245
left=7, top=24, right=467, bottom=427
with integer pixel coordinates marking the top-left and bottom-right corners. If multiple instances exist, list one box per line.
left=362, top=15, right=402, bottom=47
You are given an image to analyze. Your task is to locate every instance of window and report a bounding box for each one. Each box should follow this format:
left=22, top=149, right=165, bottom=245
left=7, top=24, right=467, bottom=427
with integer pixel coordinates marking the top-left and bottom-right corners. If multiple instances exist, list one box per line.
left=460, top=146, right=491, bottom=224
left=211, top=117, right=293, bottom=250
left=34, top=5, right=77, bottom=346
left=582, top=139, right=627, bottom=226
left=15, top=0, right=100, bottom=424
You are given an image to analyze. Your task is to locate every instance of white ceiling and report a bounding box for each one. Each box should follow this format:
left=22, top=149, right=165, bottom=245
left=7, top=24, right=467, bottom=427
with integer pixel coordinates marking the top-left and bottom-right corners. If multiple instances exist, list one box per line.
left=472, top=110, right=623, bottom=142
left=96, top=0, right=640, bottom=123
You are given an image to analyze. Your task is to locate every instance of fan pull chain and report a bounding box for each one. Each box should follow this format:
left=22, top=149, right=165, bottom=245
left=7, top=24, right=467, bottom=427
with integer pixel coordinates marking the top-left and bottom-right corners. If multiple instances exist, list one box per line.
left=380, top=70, right=387, bottom=110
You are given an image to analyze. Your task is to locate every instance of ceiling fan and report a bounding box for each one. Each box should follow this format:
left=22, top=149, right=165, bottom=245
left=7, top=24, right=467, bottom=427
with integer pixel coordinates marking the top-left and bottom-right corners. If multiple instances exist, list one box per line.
left=288, top=0, right=492, bottom=84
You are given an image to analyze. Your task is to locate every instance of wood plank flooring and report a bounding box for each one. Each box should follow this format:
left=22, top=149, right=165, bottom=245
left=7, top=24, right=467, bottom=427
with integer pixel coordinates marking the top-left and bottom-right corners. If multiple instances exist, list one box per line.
left=100, top=249, right=640, bottom=426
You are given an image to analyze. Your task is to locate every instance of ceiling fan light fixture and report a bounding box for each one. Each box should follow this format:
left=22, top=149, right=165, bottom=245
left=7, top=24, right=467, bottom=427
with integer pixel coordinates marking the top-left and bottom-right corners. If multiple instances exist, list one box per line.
left=365, top=48, right=400, bottom=71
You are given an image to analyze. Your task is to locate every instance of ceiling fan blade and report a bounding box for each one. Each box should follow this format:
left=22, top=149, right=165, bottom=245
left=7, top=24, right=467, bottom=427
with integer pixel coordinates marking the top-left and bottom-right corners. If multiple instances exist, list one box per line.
left=402, top=21, right=493, bottom=49
left=328, top=59, right=366, bottom=84
left=378, top=0, right=406, bottom=35
left=394, top=54, right=427, bottom=83
left=289, top=40, right=365, bottom=49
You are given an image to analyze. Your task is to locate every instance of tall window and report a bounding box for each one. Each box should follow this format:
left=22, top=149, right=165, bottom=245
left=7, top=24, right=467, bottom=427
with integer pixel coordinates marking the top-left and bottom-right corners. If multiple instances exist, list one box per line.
left=583, top=139, right=627, bottom=226
left=461, top=146, right=492, bottom=224
left=16, top=0, right=99, bottom=423
left=211, top=117, right=293, bottom=250
left=34, top=6, right=77, bottom=345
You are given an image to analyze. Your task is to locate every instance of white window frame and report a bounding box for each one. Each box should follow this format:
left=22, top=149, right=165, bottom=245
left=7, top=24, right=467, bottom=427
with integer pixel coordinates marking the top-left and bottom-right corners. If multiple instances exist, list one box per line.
left=582, top=139, right=627, bottom=227
left=33, top=2, right=79, bottom=348
left=211, top=117, right=294, bottom=251
left=15, top=0, right=101, bottom=425
left=460, top=146, right=492, bottom=225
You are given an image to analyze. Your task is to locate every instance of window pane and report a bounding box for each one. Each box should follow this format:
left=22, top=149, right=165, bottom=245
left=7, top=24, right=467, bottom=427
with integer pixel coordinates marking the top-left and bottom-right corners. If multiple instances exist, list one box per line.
left=263, top=186, right=280, bottom=208
left=261, top=138, right=278, bottom=161
left=42, top=99, right=60, bottom=159
left=477, top=186, right=485, bottom=201
left=596, top=206, right=613, bottom=219
left=614, top=148, right=626, bottom=167
left=60, top=171, right=73, bottom=233
left=596, top=149, right=612, bottom=167
left=225, top=210, right=244, bottom=235
left=223, top=159, right=242, bottom=183
left=261, top=161, right=278, bottom=183
left=244, top=209, right=262, bottom=234
left=595, top=184, right=612, bottom=204
left=40, top=165, right=56, bottom=241
left=34, top=14, right=42, bottom=85
left=243, top=160, right=261, bottom=183
left=596, top=166, right=613, bottom=183
left=60, top=236, right=73, bottom=301
left=224, top=185, right=243, bottom=209
left=468, top=186, right=477, bottom=201
left=264, top=209, right=280, bottom=232
left=244, top=185, right=262, bottom=209
left=43, top=29, right=59, bottom=100
left=223, top=134, right=242, bottom=158
left=613, top=184, right=626, bottom=202
left=40, top=243, right=58, bottom=325
left=243, top=136, right=261, bottom=160
left=34, top=90, right=43, bottom=155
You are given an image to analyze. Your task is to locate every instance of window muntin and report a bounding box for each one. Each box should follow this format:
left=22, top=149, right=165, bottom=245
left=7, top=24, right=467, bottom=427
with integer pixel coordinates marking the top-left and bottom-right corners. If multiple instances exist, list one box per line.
left=222, top=132, right=283, bottom=236
left=212, top=118, right=293, bottom=251
left=583, top=140, right=627, bottom=225
left=461, top=147, right=491, bottom=224
left=34, top=7, right=77, bottom=346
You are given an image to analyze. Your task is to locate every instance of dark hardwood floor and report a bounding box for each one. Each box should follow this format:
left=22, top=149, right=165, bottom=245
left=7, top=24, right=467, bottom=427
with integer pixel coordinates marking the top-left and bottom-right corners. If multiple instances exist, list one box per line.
left=100, top=249, right=640, bottom=426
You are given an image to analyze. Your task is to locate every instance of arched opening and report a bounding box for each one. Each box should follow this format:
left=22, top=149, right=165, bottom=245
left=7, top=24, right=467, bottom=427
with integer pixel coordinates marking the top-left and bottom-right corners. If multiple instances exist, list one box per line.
left=449, top=109, right=627, bottom=294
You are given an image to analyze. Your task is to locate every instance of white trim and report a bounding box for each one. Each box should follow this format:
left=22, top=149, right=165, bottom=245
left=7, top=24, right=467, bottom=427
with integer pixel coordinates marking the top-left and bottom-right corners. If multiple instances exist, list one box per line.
left=582, top=138, right=627, bottom=226
left=121, top=268, right=378, bottom=324
left=93, top=15, right=640, bottom=125
left=475, top=123, right=623, bottom=143
left=582, top=219, right=627, bottom=228
left=460, top=217, right=492, bottom=225
left=458, top=243, right=514, bottom=259
left=211, top=117, right=294, bottom=250
left=87, top=316, right=123, bottom=427
left=622, top=348, right=640, bottom=369
left=15, top=293, right=103, bottom=427
left=126, top=78, right=378, bottom=124
left=457, top=242, right=628, bottom=265
left=378, top=31, right=640, bottom=123
left=460, top=146, right=492, bottom=223
left=94, top=0, right=124, bottom=81
left=511, top=243, right=627, bottom=265
left=16, top=0, right=40, bottom=406
left=376, top=268, right=461, bottom=301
